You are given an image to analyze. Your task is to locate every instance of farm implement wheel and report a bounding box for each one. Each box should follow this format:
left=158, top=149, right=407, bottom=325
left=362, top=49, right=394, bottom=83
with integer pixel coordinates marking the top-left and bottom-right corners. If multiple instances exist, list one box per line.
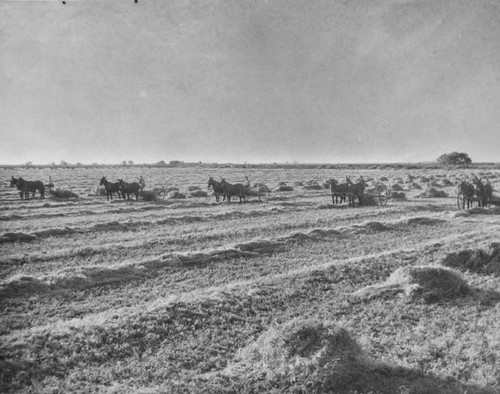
left=378, top=184, right=389, bottom=206
left=153, top=184, right=166, bottom=200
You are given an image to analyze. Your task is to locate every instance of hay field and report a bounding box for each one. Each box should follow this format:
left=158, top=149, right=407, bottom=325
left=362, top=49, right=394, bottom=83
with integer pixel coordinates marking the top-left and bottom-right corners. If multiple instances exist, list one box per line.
left=1, top=165, right=499, bottom=393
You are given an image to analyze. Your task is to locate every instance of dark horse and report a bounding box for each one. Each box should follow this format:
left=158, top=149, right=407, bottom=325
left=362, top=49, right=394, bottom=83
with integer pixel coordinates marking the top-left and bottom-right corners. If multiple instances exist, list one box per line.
left=118, top=179, right=140, bottom=200
left=10, top=176, right=45, bottom=199
left=207, top=176, right=226, bottom=202
left=330, top=178, right=349, bottom=205
left=346, top=176, right=366, bottom=207
left=220, top=178, right=247, bottom=203
left=99, top=176, right=122, bottom=201
left=472, top=177, right=492, bottom=208
left=457, top=180, right=475, bottom=209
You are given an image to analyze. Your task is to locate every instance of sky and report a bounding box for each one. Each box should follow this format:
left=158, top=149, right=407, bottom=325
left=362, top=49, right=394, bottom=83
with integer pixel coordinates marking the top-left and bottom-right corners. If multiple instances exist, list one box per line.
left=1, top=0, right=500, bottom=165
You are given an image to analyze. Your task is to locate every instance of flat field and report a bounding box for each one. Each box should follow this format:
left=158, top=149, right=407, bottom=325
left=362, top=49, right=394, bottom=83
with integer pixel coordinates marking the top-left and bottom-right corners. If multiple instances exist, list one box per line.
left=1, top=165, right=499, bottom=393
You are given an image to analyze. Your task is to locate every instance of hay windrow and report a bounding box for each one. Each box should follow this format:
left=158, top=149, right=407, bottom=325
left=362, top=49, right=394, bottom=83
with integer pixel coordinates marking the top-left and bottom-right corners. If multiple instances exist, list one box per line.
left=0, top=232, right=37, bottom=243
left=353, top=265, right=469, bottom=303
left=406, top=217, right=447, bottom=226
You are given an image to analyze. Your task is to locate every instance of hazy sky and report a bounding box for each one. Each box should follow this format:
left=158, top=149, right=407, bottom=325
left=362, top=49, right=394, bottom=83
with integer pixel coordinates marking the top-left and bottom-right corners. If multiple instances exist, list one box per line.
left=2, top=0, right=500, bottom=164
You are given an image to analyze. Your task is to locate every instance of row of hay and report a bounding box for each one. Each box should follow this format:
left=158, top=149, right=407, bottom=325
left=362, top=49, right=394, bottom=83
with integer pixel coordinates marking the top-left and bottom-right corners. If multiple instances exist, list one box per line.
left=0, top=215, right=450, bottom=298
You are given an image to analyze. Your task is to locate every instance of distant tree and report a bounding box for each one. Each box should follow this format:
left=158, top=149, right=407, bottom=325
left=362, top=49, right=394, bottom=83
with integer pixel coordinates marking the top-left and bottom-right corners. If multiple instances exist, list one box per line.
left=169, top=160, right=184, bottom=167
left=156, top=160, right=168, bottom=167
left=60, top=160, right=69, bottom=166
left=76, top=162, right=82, bottom=166
left=122, top=160, right=128, bottom=166
left=128, top=160, right=134, bottom=166
left=25, top=161, right=33, bottom=167
left=437, top=152, right=472, bottom=165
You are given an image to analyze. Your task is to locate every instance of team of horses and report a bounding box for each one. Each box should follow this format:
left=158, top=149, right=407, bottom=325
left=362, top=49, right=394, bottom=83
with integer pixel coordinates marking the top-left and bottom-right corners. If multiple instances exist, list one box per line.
left=99, top=176, right=142, bottom=201
left=207, top=176, right=251, bottom=203
left=10, top=176, right=45, bottom=199
left=457, top=176, right=493, bottom=209
left=330, top=176, right=367, bottom=207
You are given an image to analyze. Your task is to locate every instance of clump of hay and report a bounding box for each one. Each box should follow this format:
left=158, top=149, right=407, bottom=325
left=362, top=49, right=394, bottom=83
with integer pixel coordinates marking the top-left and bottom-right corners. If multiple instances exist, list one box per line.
left=419, top=176, right=430, bottom=183
left=303, top=180, right=323, bottom=190
left=0, top=232, right=37, bottom=243
left=391, top=191, right=406, bottom=200
left=353, top=265, right=469, bottom=303
left=442, top=243, right=500, bottom=276
left=189, top=190, right=208, bottom=198
left=293, top=181, right=304, bottom=187
left=410, top=182, right=422, bottom=190
left=360, top=194, right=378, bottom=206
left=441, top=178, right=454, bottom=186
left=50, top=189, right=79, bottom=199
left=407, top=217, right=446, bottom=225
left=167, top=191, right=186, bottom=199
left=391, top=183, right=404, bottom=191
left=224, top=318, right=368, bottom=392
left=417, top=188, right=449, bottom=198
left=274, top=184, right=294, bottom=192
left=0, top=275, right=50, bottom=299
left=188, top=185, right=201, bottom=191
left=379, top=176, right=389, bottom=182
left=141, top=191, right=157, bottom=201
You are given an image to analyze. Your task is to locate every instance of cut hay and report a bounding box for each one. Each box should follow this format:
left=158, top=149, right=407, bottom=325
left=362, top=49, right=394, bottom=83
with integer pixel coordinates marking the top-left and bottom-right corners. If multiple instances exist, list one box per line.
left=50, top=189, right=79, bottom=199
left=141, top=191, right=157, bottom=201
left=353, top=265, right=469, bottom=303
left=410, top=182, right=422, bottom=189
left=274, top=184, right=294, bottom=192
left=189, top=190, right=208, bottom=198
left=391, top=183, right=404, bottom=191
left=360, top=194, right=378, bottom=205
left=407, top=217, right=446, bottom=225
left=91, top=221, right=129, bottom=231
left=303, top=180, right=323, bottom=190
left=0, top=232, right=37, bottom=243
left=442, top=243, right=500, bottom=276
left=391, top=191, right=406, bottom=200
left=167, top=191, right=186, bottom=199
left=224, top=318, right=368, bottom=392
left=417, top=188, right=449, bottom=198
left=0, top=275, right=50, bottom=299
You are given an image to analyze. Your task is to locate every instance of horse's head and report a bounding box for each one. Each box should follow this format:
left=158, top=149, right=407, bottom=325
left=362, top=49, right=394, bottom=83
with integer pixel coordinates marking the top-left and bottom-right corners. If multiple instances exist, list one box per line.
left=99, top=176, right=107, bottom=186
left=9, top=176, right=17, bottom=187
left=207, top=176, right=214, bottom=188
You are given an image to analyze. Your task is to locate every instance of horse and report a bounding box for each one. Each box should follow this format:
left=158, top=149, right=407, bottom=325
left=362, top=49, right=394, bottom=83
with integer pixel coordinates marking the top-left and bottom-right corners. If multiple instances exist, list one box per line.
left=220, top=178, right=247, bottom=203
left=99, top=176, right=122, bottom=201
left=472, top=177, right=490, bottom=208
left=484, top=179, right=493, bottom=207
left=330, top=178, right=349, bottom=205
left=118, top=179, right=140, bottom=200
left=346, top=176, right=366, bottom=207
left=207, top=176, right=226, bottom=202
left=457, top=180, right=475, bottom=209
left=10, top=176, right=45, bottom=199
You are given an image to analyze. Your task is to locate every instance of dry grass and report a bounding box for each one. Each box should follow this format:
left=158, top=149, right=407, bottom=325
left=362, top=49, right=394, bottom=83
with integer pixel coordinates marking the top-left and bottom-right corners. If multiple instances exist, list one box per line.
left=0, top=165, right=499, bottom=393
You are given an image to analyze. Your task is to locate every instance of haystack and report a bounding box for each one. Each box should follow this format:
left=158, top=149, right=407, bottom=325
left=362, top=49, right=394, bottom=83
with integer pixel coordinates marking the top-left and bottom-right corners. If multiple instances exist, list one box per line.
left=189, top=190, right=208, bottom=198
left=224, top=318, right=370, bottom=392
left=417, top=188, right=449, bottom=198
left=353, top=265, right=469, bottom=303
left=167, top=191, right=186, bottom=199
left=50, top=189, right=79, bottom=199
left=391, top=191, right=406, bottom=200
left=303, top=180, right=323, bottom=190
left=274, top=184, right=294, bottom=192
left=442, top=243, right=500, bottom=276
